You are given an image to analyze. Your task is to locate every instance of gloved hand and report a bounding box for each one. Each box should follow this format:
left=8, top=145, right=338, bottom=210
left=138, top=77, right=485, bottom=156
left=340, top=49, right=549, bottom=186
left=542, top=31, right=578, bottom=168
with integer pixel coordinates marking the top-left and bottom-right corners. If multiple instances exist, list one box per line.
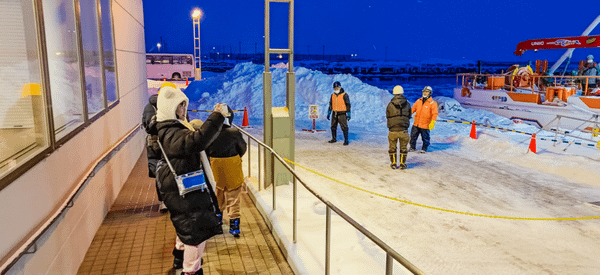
left=347, top=111, right=351, bottom=121
left=327, top=109, right=331, bottom=120
left=429, top=120, right=435, bottom=130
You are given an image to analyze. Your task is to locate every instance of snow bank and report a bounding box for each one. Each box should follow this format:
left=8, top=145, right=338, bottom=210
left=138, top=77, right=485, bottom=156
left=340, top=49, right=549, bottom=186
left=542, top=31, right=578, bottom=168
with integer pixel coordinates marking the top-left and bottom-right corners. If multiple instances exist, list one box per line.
left=184, top=62, right=393, bottom=128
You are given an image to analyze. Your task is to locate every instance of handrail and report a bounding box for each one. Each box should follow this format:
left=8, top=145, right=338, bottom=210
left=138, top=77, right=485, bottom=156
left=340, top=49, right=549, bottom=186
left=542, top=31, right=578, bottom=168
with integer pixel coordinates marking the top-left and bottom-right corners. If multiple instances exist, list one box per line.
left=0, top=124, right=142, bottom=274
left=233, top=125, right=425, bottom=275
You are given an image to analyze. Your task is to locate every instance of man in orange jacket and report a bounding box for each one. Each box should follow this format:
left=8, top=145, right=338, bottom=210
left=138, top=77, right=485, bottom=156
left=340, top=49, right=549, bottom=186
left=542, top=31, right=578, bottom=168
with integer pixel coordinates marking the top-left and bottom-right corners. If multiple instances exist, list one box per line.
left=409, top=86, right=438, bottom=153
left=327, top=81, right=351, bottom=145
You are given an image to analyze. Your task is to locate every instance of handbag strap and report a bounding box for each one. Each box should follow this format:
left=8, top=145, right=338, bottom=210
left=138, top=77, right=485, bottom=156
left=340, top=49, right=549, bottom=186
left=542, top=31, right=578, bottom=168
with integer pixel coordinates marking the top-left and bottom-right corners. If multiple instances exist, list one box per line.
left=156, top=137, right=178, bottom=178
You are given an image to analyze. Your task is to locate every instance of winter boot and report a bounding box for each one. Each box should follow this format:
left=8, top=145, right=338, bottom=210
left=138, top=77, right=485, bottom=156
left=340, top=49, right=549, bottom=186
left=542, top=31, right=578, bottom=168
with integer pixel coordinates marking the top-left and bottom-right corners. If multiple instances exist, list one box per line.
left=343, top=131, right=349, bottom=146
left=328, top=129, right=337, bottom=143
left=172, top=248, right=184, bottom=269
left=399, top=153, right=407, bottom=170
left=229, top=218, right=240, bottom=238
left=389, top=154, right=397, bottom=169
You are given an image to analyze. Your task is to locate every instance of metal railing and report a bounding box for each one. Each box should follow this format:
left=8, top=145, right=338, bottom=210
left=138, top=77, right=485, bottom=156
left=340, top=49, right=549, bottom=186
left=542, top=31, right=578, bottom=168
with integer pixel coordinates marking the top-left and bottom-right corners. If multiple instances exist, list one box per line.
left=233, top=125, right=424, bottom=275
left=456, top=73, right=600, bottom=95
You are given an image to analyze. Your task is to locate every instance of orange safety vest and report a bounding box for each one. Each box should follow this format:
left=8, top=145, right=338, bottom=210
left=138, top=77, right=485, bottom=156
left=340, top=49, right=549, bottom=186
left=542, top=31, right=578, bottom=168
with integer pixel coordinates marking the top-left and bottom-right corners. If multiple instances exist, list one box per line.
left=331, top=93, right=347, bottom=112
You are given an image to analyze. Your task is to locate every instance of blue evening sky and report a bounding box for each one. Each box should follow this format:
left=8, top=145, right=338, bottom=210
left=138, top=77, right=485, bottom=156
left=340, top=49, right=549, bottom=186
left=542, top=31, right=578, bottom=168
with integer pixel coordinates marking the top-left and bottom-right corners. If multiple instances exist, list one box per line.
left=143, top=0, right=600, bottom=62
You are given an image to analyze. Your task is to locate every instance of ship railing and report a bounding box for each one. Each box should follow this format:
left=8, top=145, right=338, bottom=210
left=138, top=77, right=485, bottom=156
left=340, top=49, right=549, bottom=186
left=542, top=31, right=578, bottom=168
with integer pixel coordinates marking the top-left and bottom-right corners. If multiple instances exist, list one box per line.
left=536, top=114, right=600, bottom=148
left=456, top=73, right=600, bottom=95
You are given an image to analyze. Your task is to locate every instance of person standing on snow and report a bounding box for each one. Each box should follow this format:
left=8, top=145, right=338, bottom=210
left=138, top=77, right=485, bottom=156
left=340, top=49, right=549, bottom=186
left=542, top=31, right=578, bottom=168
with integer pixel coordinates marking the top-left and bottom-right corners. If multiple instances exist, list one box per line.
left=409, top=86, right=438, bottom=153
left=386, top=85, right=412, bottom=169
left=327, top=81, right=351, bottom=145
left=579, top=55, right=600, bottom=88
left=206, top=106, right=247, bottom=238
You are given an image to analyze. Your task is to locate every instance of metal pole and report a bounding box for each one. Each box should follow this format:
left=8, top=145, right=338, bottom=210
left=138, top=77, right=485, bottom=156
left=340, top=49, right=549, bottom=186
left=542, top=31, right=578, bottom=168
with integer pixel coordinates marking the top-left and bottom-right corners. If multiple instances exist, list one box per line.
left=272, top=151, right=276, bottom=210
left=293, top=177, right=297, bottom=243
left=248, top=137, right=251, bottom=177
left=325, top=205, right=331, bottom=275
left=555, top=116, right=561, bottom=146
left=258, top=146, right=262, bottom=191
left=386, top=253, right=393, bottom=275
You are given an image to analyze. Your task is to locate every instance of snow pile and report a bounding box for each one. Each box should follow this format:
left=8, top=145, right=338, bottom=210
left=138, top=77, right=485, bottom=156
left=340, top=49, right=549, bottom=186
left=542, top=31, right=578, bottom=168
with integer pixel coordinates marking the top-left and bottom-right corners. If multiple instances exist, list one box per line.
left=183, top=62, right=393, bottom=128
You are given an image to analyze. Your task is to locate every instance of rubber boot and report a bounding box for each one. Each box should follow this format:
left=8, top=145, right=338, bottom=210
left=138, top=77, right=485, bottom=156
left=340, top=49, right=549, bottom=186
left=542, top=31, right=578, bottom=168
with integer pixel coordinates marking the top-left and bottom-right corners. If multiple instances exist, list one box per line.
left=328, top=129, right=337, bottom=143
left=389, top=154, right=397, bottom=169
left=172, top=248, right=184, bottom=269
left=399, top=153, right=407, bottom=170
left=343, top=130, right=349, bottom=146
left=229, top=218, right=240, bottom=238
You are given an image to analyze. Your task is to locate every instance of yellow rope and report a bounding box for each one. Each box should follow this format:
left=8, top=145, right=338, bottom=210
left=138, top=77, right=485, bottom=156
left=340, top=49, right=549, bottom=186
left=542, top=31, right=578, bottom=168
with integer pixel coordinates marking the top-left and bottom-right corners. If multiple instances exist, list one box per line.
left=284, top=158, right=600, bottom=221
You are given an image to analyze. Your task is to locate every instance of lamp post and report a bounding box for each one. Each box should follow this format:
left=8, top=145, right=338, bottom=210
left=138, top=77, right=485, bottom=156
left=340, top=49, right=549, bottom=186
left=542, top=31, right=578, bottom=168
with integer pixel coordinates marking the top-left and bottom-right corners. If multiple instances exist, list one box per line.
left=192, top=9, right=203, bottom=80
left=157, top=43, right=161, bottom=53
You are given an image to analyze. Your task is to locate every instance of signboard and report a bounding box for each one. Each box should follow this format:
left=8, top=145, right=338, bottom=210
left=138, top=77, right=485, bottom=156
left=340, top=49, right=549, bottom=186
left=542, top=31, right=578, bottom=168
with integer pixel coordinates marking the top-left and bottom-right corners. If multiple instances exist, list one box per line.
left=514, top=35, right=600, bottom=56
left=309, top=105, right=319, bottom=119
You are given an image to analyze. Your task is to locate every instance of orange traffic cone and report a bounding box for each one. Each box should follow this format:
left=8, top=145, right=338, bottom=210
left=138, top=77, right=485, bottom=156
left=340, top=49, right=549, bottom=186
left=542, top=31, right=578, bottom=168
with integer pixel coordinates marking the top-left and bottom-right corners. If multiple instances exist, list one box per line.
left=528, top=133, right=537, bottom=154
left=163, top=77, right=166, bottom=81
left=470, top=120, right=477, bottom=139
left=242, top=107, right=249, bottom=127
left=185, top=78, right=189, bottom=86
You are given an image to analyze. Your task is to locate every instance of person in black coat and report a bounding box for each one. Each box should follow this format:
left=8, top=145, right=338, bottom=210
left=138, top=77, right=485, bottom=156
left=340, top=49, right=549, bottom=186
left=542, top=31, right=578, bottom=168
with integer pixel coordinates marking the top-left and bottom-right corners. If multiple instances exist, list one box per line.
left=386, top=85, right=412, bottom=169
left=206, top=107, right=247, bottom=237
left=141, top=92, right=170, bottom=212
left=153, top=86, right=227, bottom=275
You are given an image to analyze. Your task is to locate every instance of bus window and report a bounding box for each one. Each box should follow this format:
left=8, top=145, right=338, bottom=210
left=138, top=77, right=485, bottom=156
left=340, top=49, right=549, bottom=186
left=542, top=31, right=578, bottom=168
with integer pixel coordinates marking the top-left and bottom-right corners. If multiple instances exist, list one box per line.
left=146, top=55, right=154, bottom=64
left=154, top=55, right=173, bottom=64
left=181, top=55, right=193, bottom=65
left=173, top=56, right=183, bottom=65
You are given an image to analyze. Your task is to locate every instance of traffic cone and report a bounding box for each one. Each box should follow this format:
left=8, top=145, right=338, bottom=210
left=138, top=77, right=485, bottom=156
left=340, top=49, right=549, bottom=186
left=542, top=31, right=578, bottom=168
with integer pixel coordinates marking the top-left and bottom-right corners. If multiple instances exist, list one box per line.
left=242, top=107, right=249, bottom=127
left=185, top=78, right=189, bottom=86
left=528, top=133, right=537, bottom=154
left=470, top=120, right=477, bottom=139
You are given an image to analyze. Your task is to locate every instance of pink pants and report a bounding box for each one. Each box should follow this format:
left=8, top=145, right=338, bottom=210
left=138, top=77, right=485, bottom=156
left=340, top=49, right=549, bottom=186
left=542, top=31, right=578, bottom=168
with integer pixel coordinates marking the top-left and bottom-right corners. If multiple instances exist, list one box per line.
left=175, top=236, right=205, bottom=273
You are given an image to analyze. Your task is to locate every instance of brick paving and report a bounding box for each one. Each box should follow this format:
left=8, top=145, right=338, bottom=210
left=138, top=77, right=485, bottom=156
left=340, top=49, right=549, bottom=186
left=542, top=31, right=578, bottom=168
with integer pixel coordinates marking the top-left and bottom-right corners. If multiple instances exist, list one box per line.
left=77, top=152, right=293, bottom=275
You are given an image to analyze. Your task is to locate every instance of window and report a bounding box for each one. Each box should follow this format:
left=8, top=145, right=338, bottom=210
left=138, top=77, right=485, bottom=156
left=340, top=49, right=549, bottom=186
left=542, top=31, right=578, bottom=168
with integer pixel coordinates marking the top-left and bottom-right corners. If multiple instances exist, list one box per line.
left=42, top=0, right=85, bottom=141
left=182, top=55, right=193, bottom=65
left=159, top=56, right=173, bottom=64
left=79, top=0, right=105, bottom=116
left=146, top=56, right=154, bottom=64
left=173, top=56, right=183, bottom=65
left=100, top=0, right=118, bottom=105
left=0, top=0, right=50, bottom=179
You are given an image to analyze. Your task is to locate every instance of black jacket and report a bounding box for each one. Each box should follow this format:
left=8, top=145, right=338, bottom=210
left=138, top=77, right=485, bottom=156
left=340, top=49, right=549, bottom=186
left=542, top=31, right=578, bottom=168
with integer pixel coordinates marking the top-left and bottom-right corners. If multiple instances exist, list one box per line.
left=142, top=94, right=160, bottom=177
left=155, top=112, right=225, bottom=245
left=386, top=94, right=411, bottom=131
left=206, top=125, right=247, bottom=158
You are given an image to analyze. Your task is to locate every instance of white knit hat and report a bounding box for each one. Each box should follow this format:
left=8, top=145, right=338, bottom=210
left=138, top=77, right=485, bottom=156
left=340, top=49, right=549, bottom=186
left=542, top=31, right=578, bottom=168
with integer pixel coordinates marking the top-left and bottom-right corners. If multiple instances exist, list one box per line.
left=156, top=86, right=189, bottom=122
left=392, top=85, right=404, bottom=95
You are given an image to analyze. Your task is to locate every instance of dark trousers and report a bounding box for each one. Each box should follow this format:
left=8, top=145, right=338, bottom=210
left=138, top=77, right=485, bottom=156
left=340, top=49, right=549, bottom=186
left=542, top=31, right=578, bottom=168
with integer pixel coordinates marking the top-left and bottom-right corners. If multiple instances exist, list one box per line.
left=331, top=112, right=348, bottom=139
left=409, top=126, right=430, bottom=151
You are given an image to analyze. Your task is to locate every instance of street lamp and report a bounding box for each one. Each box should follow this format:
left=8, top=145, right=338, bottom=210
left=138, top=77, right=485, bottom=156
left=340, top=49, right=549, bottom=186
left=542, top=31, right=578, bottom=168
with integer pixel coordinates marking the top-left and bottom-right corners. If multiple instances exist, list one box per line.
left=192, top=9, right=203, bottom=80
left=157, top=43, right=161, bottom=52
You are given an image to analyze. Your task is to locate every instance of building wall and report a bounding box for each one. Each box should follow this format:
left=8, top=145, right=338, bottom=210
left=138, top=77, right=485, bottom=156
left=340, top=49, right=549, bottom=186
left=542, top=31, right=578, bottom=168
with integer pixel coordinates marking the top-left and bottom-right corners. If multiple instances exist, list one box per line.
left=1, top=0, right=147, bottom=274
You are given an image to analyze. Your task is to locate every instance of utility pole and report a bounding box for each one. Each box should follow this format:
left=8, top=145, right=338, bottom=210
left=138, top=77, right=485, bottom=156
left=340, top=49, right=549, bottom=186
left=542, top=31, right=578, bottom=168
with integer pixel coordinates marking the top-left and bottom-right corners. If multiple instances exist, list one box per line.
left=307, top=45, right=310, bottom=60
left=160, top=36, right=163, bottom=52
left=239, top=41, right=242, bottom=55
left=255, top=42, right=257, bottom=55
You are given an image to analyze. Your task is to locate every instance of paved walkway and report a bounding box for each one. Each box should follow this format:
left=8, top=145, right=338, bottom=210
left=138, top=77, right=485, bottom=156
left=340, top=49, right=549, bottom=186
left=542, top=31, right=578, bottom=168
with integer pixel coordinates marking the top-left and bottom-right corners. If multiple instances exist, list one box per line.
left=77, top=152, right=293, bottom=275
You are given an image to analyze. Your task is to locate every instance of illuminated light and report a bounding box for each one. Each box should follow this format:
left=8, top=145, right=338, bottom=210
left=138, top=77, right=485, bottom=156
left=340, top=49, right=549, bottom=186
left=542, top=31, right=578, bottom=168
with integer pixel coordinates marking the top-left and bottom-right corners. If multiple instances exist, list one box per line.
left=192, top=9, right=202, bottom=19
left=56, top=52, right=61, bottom=56
left=278, top=54, right=283, bottom=58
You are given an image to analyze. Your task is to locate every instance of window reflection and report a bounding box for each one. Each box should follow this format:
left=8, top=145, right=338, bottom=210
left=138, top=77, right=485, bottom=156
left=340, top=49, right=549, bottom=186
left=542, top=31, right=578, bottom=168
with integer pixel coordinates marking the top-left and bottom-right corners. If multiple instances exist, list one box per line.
left=42, top=0, right=85, bottom=140
left=100, top=0, right=118, bottom=105
left=79, top=0, right=105, bottom=115
left=0, top=0, right=49, bottom=178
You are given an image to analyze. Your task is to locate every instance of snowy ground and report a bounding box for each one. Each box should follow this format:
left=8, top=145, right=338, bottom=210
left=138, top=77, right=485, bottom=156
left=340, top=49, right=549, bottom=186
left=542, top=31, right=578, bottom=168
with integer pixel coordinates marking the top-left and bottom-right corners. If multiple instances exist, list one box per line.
left=240, top=123, right=600, bottom=275
left=149, top=63, right=600, bottom=274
